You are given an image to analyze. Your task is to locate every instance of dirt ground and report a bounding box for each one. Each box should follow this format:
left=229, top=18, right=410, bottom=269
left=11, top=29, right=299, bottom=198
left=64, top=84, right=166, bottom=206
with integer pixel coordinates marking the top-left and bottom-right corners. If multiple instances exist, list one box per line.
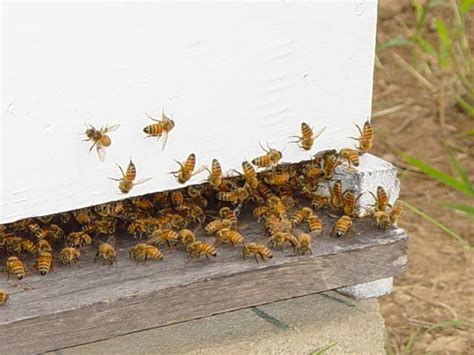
left=373, top=2, right=473, bottom=353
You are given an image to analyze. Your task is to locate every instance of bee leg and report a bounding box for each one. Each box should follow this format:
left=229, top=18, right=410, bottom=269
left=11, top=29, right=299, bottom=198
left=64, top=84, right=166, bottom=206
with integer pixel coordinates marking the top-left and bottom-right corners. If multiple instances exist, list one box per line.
left=254, top=254, right=259, bottom=264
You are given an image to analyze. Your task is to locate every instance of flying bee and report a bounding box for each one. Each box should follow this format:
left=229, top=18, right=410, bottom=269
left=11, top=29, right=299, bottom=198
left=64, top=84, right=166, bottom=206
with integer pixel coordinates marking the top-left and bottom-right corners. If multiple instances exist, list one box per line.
left=264, top=169, right=291, bottom=186
left=296, top=233, right=313, bottom=255
left=289, top=122, right=326, bottom=150
left=205, top=159, right=223, bottom=188
left=83, top=123, right=120, bottom=162
left=129, top=242, right=163, bottom=263
left=331, top=215, right=353, bottom=237
left=311, top=194, right=330, bottom=210
left=369, top=186, right=391, bottom=212
left=58, top=247, right=81, bottom=265
left=390, top=200, right=403, bottom=226
left=242, top=243, right=273, bottom=263
left=94, top=236, right=117, bottom=266
left=251, top=142, right=282, bottom=169
left=170, top=153, right=203, bottom=184
left=322, top=153, right=341, bottom=179
left=186, top=241, right=217, bottom=260
left=67, top=231, right=92, bottom=248
left=143, top=110, right=175, bottom=150
left=339, top=148, right=360, bottom=167
left=373, top=211, right=390, bottom=230
left=241, top=161, right=259, bottom=189
left=6, top=256, right=26, bottom=280
left=329, top=180, right=344, bottom=210
left=0, top=290, right=9, bottom=306
left=110, top=159, right=151, bottom=194
left=215, top=228, right=245, bottom=246
left=205, top=219, right=234, bottom=235
left=291, top=207, right=313, bottom=225
left=342, top=190, right=363, bottom=217
left=149, top=228, right=180, bottom=249
left=38, top=239, right=53, bottom=254
left=307, top=214, right=323, bottom=234
left=36, top=251, right=53, bottom=276
left=21, top=239, right=37, bottom=255
left=179, top=228, right=196, bottom=246
left=350, top=119, right=374, bottom=152
left=268, top=232, right=299, bottom=251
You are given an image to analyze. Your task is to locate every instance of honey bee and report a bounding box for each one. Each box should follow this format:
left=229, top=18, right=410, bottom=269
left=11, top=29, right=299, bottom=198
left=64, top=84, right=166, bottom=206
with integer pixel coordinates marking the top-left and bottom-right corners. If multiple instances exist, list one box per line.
left=253, top=205, right=271, bottom=219
left=143, top=110, right=175, bottom=150
left=73, top=209, right=95, bottom=225
left=303, top=162, right=325, bottom=181
left=171, top=190, right=186, bottom=210
left=216, top=186, right=250, bottom=204
left=21, top=239, right=38, bottom=255
left=83, top=123, right=120, bottom=162
left=390, top=200, right=403, bottom=226
left=94, top=236, right=117, bottom=266
left=36, top=251, right=53, bottom=275
left=373, top=211, right=390, bottom=230
left=330, top=215, right=353, bottom=237
left=369, top=186, right=391, bottom=212
left=339, top=148, right=360, bottom=167
left=219, top=207, right=238, bottom=226
left=37, top=214, right=53, bottom=224
left=251, top=142, right=282, bottom=169
left=0, top=290, right=9, bottom=306
left=330, top=180, right=344, bottom=210
left=67, top=231, right=92, bottom=248
left=342, top=190, right=363, bottom=217
left=38, top=239, right=53, bottom=254
left=267, top=196, right=288, bottom=218
left=322, top=153, right=341, bottom=179
left=179, top=228, right=196, bottom=246
left=131, top=197, right=154, bottom=210
left=290, top=122, right=326, bottom=150
left=47, top=224, right=65, bottom=240
left=6, top=256, right=26, bottom=280
left=265, top=217, right=292, bottom=236
left=291, top=207, right=313, bottom=225
left=296, top=233, right=313, bottom=255
left=127, top=219, right=149, bottom=239
left=59, top=212, right=72, bottom=224
left=242, top=161, right=259, bottom=189
left=215, top=228, right=245, bottom=246
left=129, top=242, right=163, bottom=263
left=311, top=194, right=330, bottom=210
left=205, top=159, right=223, bottom=188
left=28, top=223, right=48, bottom=240
left=5, top=236, right=23, bottom=254
left=268, top=232, right=299, bottom=251
left=307, top=214, right=323, bottom=234
left=149, top=228, right=180, bottom=248
left=170, top=153, right=201, bottom=184
left=205, top=219, right=234, bottom=235
left=264, top=169, right=291, bottom=186
left=350, top=119, right=374, bottom=152
left=256, top=183, right=274, bottom=200
left=242, top=243, right=273, bottom=263
left=110, top=159, right=151, bottom=194
left=58, top=247, right=81, bottom=265
left=186, top=241, right=217, bottom=260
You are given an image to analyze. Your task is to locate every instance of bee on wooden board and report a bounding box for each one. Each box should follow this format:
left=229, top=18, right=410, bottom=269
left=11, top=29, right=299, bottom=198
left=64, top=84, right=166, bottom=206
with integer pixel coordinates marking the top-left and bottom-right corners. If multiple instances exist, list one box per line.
left=186, top=241, right=217, bottom=260
left=205, top=218, right=234, bottom=235
left=350, top=119, right=374, bottom=153
left=289, top=122, right=326, bottom=151
left=251, top=142, right=282, bottom=169
left=291, top=207, right=313, bottom=225
left=94, top=236, right=117, bottom=266
left=59, top=247, right=81, bottom=265
left=129, top=242, right=163, bottom=263
left=67, top=231, right=92, bottom=248
left=110, top=159, right=151, bottom=194
left=296, top=233, right=313, bottom=255
left=36, top=251, right=53, bottom=276
left=215, top=228, right=245, bottom=246
left=143, top=110, right=175, bottom=150
left=311, top=194, right=330, bottom=210
left=149, top=229, right=180, bottom=249
left=0, top=290, right=9, bottom=306
left=307, top=214, right=323, bottom=234
left=373, top=211, right=390, bottom=230
left=179, top=228, right=196, bottom=246
left=242, top=243, right=273, bottom=263
left=268, top=232, right=299, bottom=251
left=6, top=256, right=26, bottom=280
left=83, top=123, right=120, bottom=162
left=331, top=215, right=353, bottom=238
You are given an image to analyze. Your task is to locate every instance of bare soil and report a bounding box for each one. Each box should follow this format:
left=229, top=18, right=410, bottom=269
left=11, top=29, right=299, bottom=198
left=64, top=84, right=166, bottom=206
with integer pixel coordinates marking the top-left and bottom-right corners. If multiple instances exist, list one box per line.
left=374, top=3, right=473, bottom=353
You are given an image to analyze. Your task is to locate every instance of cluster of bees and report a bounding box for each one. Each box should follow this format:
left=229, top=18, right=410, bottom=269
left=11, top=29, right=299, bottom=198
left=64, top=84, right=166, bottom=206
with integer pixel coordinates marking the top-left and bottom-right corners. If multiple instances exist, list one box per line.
left=0, top=116, right=403, bottom=306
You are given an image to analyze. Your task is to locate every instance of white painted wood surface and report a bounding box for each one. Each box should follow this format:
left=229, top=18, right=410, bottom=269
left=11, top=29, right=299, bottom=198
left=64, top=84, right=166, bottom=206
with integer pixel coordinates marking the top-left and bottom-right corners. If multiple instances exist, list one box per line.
left=0, top=1, right=377, bottom=223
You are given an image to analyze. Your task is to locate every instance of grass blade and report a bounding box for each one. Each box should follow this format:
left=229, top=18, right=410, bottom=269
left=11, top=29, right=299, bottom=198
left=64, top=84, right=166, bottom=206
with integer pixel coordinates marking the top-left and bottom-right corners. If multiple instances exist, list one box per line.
left=433, top=18, right=451, bottom=67
left=402, top=201, right=473, bottom=250
left=445, top=148, right=473, bottom=189
left=425, top=319, right=473, bottom=332
left=400, top=152, right=474, bottom=198
left=459, top=0, right=474, bottom=16
left=442, top=202, right=474, bottom=219
left=377, top=37, right=413, bottom=52
left=312, top=342, right=339, bottom=355
left=456, top=96, right=474, bottom=117
left=456, top=127, right=474, bottom=137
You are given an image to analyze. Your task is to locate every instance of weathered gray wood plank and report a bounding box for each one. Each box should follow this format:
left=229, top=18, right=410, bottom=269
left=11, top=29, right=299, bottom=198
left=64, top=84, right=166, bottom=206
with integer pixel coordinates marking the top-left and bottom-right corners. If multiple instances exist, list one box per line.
left=0, top=215, right=407, bottom=353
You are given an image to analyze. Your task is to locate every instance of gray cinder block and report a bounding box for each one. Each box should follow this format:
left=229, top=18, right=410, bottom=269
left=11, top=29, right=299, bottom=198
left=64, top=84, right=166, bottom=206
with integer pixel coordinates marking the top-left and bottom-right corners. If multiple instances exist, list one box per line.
left=337, top=277, right=394, bottom=300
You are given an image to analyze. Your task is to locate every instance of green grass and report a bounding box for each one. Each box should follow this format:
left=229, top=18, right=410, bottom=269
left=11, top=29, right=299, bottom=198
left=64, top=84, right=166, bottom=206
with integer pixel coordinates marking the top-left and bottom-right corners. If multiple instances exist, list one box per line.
left=312, top=341, right=338, bottom=355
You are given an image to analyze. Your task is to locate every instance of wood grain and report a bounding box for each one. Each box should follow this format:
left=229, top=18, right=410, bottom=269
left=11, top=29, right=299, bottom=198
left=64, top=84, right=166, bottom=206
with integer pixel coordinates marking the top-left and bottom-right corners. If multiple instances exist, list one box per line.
left=0, top=215, right=407, bottom=353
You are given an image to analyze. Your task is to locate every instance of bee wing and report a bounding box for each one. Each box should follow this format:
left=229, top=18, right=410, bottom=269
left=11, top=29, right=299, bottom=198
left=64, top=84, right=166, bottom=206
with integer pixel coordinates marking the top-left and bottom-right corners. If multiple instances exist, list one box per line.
left=161, top=131, right=169, bottom=151
left=313, top=126, right=327, bottom=140
left=133, top=177, right=152, bottom=186
left=97, top=146, right=106, bottom=162
left=105, top=124, right=120, bottom=133
left=191, top=165, right=207, bottom=177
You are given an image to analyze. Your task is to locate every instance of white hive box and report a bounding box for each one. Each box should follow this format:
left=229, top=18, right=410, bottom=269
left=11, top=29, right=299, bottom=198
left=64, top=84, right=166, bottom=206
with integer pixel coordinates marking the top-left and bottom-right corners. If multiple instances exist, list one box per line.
left=0, top=1, right=378, bottom=223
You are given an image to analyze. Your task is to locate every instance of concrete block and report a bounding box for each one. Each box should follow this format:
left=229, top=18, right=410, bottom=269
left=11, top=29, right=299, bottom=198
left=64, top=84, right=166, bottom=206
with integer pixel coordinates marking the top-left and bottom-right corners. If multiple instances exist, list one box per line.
left=337, top=277, right=394, bottom=300
left=55, top=291, right=386, bottom=355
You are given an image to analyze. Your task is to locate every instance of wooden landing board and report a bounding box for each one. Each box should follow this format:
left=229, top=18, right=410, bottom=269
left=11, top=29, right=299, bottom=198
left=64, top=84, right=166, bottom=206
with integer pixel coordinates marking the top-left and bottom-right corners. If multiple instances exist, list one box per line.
left=0, top=215, right=407, bottom=353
